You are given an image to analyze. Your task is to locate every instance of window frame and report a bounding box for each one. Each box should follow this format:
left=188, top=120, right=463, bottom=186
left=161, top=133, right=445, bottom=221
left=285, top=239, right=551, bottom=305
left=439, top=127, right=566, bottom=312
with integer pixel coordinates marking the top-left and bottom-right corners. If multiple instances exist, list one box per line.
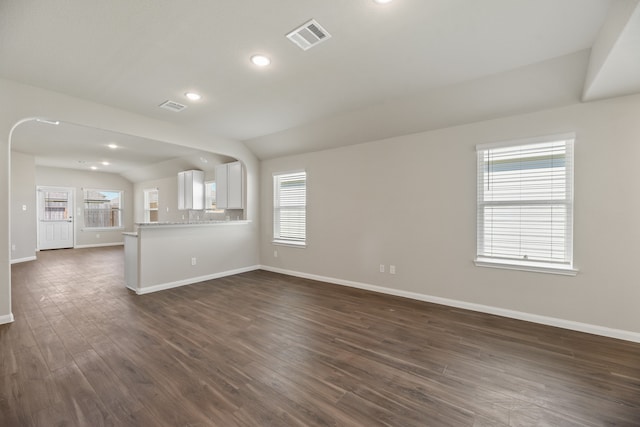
left=475, top=133, right=578, bottom=276
left=82, top=188, right=124, bottom=230
left=273, top=170, right=307, bottom=248
left=143, top=188, right=159, bottom=223
left=204, top=180, right=223, bottom=212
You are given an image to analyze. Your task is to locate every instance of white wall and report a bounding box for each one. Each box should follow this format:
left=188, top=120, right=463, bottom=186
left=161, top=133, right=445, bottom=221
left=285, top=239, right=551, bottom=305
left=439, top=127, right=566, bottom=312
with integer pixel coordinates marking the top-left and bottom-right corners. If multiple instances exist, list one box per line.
left=137, top=223, right=257, bottom=293
left=35, top=166, right=135, bottom=247
left=133, top=175, right=180, bottom=224
left=10, top=151, right=37, bottom=262
left=260, top=93, right=640, bottom=339
left=0, top=78, right=260, bottom=323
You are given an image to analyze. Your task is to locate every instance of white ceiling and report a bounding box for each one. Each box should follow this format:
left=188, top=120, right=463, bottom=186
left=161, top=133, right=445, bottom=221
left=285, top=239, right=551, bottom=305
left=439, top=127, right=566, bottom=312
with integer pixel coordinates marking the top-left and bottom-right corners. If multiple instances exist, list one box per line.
left=12, top=120, right=234, bottom=182
left=2, top=0, right=639, bottom=165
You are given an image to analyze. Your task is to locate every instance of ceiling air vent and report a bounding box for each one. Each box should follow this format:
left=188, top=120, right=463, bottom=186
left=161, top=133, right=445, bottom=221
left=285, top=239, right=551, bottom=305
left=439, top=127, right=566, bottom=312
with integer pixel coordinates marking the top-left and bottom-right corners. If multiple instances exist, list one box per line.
left=286, top=19, right=331, bottom=51
left=159, top=100, right=187, bottom=112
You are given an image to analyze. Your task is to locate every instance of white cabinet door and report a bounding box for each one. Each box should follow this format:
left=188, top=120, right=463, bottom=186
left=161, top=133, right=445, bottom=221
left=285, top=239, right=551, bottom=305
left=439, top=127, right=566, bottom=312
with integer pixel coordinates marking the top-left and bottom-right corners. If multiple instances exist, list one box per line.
left=215, top=164, right=229, bottom=209
left=177, top=171, right=186, bottom=210
left=215, top=162, right=243, bottom=210
left=178, top=170, right=204, bottom=210
left=227, top=162, right=244, bottom=209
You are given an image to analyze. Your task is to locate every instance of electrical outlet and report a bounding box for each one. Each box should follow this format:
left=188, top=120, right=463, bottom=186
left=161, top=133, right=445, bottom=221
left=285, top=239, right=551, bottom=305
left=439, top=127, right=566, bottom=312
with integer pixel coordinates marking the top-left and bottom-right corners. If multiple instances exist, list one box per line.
left=191, top=257, right=197, bottom=266
left=389, top=265, right=396, bottom=275
left=274, top=250, right=278, bottom=258
left=379, top=264, right=385, bottom=273
left=22, top=205, right=27, bottom=211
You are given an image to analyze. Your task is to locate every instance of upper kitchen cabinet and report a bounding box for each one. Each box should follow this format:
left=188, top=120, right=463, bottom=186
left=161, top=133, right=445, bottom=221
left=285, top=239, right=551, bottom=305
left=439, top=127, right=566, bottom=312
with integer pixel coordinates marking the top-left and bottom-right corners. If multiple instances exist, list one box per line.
left=178, top=170, right=204, bottom=210
left=215, top=161, right=244, bottom=209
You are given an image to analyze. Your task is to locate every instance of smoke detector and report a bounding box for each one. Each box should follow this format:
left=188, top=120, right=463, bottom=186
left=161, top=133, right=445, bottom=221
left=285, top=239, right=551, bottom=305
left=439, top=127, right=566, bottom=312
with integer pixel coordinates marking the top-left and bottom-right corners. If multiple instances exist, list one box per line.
left=286, top=19, right=331, bottom=51
left=159, top=100, right=187, bottom=112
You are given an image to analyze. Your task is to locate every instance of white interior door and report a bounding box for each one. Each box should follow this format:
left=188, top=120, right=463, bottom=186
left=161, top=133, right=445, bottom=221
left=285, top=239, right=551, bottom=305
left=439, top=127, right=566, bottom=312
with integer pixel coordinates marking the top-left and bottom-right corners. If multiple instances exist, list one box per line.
left=37, top=187, right=74, bottom=250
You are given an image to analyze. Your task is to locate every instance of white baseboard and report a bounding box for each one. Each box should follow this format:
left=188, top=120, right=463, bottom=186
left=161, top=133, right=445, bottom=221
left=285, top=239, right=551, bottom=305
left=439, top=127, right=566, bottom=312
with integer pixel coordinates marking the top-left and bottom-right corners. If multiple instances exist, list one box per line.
left=0, top=313, right=15, bottom=325
left=74, top=242, right=124, bottom=249
left=259, top=265, right=640, bottom=344
left=10, top=256, right=37, bottom=264
left=136, top=265, right=261, bottom=295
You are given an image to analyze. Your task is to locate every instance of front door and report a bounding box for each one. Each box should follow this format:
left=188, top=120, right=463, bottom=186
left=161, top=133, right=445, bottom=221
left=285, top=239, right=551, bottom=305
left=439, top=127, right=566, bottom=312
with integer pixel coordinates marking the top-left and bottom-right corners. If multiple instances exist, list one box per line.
left=37, top=186, right=74, bottom=250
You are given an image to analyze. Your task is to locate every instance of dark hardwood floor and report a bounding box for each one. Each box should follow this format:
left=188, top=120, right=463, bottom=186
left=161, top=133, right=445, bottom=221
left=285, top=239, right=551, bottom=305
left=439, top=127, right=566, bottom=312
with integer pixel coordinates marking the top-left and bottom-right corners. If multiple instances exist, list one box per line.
left=2, top=247, right=639, bottom=426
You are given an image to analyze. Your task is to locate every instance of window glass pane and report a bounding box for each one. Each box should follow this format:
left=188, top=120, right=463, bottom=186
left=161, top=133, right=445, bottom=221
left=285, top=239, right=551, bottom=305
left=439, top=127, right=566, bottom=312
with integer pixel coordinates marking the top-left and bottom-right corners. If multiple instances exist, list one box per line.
left=477, top=138, right=573, bottom=266
left=205, top=181, right=217, bottom=210
left=144, top=189, right=158, bottom=222
left=482, top=205, right=568, bottom=262
left=274, top=172, right=306, bottom=244
left=43, top=191, right=70, bottom=221
left=483, top=142, right=567, bottom=202
left=84, top=189, right=122, bottom=228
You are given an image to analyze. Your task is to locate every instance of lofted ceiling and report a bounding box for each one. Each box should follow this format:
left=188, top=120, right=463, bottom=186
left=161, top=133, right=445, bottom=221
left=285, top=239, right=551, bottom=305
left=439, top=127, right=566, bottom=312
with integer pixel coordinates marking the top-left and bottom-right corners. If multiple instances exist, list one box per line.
left=2, top=0, right=640, bottom=165
left=12, top=120, right=234, bottom=182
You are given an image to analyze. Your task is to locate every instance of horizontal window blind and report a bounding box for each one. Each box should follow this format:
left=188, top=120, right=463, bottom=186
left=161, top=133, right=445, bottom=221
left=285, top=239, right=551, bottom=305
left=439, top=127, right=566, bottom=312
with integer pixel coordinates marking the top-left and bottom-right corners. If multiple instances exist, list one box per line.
left=274, top=171, right=306, bottom=244
left=477, top=138, right=574, bottom=265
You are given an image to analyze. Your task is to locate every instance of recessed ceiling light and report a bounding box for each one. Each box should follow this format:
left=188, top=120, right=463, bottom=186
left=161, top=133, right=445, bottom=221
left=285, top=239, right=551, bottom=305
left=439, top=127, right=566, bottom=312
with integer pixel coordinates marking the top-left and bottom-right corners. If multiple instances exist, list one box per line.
left=108, top=143, right=118, bottom=149
left=185, top=92, right=201, bottom=101
left=250, top=54, right=271, bottom=67
left=101, top=161, right=110, bottom=166
left=90, top=166, right=98, bottom=170
left=373, top=0, right=394, bottom=3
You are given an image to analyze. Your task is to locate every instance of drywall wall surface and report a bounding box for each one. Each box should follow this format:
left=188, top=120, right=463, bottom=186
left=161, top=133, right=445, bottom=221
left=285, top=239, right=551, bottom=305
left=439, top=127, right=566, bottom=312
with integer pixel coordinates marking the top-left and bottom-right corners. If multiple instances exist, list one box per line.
left=260, top=93, right=640, bottom=335
left=0, top=78, right=260, bottom=322
left=133, top=176, right=180, bottom=223
left=137, top=222, right=256, bottom=292
left=35, top=166, right=134, bottom=247
left=10, top=151, right=37, bottom=262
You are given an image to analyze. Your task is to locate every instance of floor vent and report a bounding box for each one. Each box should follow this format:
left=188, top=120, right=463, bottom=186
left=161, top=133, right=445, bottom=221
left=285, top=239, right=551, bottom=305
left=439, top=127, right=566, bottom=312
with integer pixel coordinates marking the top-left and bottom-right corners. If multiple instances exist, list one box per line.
left=286, top=19, right=331, bottom=51
left=159, top=100, right=187, bottom=112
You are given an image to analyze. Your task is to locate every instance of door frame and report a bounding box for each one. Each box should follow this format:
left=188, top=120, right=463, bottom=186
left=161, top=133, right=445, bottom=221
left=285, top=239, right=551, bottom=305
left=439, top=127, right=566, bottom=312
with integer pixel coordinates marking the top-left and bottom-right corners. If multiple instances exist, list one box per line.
left=36, top=185, right=76, bottom=250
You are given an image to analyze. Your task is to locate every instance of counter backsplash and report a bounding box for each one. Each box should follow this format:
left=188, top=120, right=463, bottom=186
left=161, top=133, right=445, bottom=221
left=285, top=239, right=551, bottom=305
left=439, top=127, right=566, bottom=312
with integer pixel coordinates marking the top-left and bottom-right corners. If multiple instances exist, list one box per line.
left=188, top=209, right=244, bottom=222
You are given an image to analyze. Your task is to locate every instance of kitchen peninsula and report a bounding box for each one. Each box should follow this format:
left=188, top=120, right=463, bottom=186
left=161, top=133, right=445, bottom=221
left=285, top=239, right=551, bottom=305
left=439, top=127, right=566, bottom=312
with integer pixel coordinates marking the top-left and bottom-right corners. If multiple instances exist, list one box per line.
left=123, top=220, right=255, bottom=294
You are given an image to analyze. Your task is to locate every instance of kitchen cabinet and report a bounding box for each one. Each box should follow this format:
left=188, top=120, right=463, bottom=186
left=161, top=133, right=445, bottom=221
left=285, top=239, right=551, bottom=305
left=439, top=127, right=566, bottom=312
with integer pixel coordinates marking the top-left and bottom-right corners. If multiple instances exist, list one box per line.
left=215, top=161, right=244, bottom=209
left=178, top=170, right=204, bottom=210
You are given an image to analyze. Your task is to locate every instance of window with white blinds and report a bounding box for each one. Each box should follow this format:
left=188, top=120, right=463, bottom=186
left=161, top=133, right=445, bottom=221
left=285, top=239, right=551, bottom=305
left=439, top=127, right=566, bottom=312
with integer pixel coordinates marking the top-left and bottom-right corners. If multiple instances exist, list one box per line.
left=273, top=171, right=306, bottom=246
left=476, top=135, right=575, bottom=273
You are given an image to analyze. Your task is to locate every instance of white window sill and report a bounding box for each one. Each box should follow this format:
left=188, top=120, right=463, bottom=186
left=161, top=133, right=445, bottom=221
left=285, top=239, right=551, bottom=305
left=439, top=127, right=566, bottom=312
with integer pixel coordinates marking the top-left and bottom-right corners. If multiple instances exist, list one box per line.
left=273, top=240, right=306, bottom=248
left=474, top=258, right=578, bottom=276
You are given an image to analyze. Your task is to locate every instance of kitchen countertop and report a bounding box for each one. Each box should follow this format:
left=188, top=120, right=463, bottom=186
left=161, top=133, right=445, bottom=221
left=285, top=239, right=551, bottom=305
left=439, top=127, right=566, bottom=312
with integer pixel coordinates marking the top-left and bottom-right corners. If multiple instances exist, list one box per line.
left=135, top=220, right=251, bottom=228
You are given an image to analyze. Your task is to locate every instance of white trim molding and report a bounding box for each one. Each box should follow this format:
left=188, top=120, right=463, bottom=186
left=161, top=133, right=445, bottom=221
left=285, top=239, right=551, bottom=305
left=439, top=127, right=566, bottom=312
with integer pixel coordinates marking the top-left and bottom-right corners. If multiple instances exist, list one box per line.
left=74, top=242, right=124, bottom=249
left=259, top=265, right=640, bottom=344
left=474, top=258, right=578, bottom=276
left=0, top=313, right=15, bottom=325
left=136, top=265, right=261, bottom=295
left=10, top=256, right=37, bottom=264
